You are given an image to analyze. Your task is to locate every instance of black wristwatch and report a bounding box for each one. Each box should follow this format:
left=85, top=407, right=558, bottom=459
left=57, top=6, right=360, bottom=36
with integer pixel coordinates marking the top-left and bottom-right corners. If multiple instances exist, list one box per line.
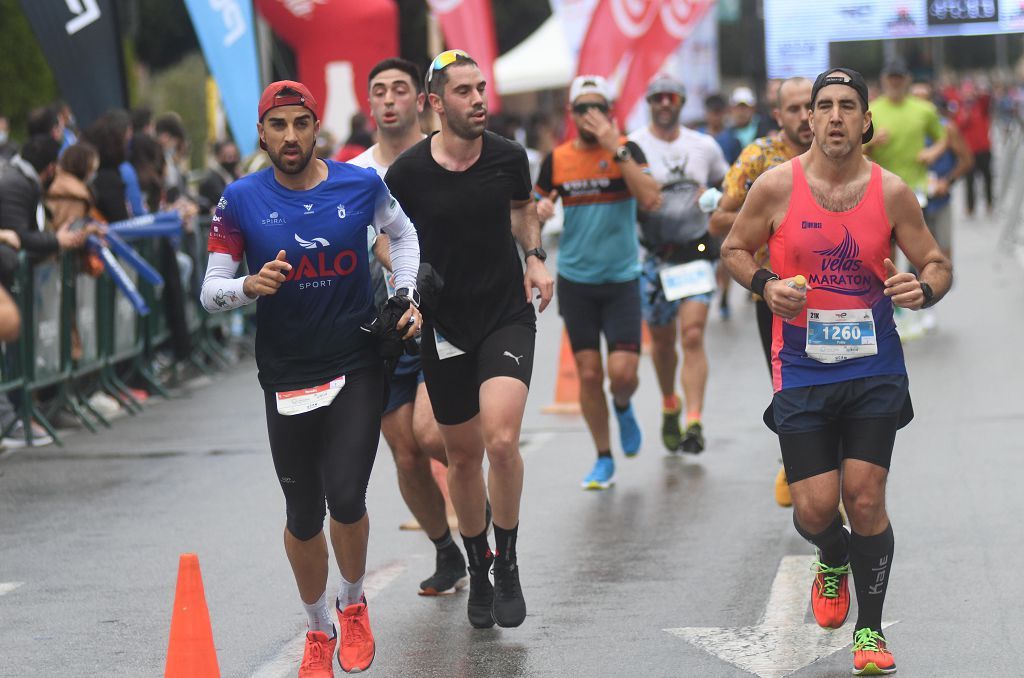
left=524, top=247, right=547, bottom=262
left=394, top=287, right=420, bottom=308
left=614, top=145, right=632, bottom=163
left=919, top=280, right=935, bottom=308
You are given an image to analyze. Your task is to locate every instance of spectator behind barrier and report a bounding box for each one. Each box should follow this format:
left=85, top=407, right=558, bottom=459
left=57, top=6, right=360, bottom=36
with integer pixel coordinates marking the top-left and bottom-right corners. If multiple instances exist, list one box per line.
left=0, top=115, right=17, bottom=161
left=0, top=135, right=89, bottom=263
left=82, top=111, right=132, bottom=222
left=197, top=139, right=240, bottom=213
left=47, top=142, right=98, bottom=230
left=130, top=134, right=167, bottom=215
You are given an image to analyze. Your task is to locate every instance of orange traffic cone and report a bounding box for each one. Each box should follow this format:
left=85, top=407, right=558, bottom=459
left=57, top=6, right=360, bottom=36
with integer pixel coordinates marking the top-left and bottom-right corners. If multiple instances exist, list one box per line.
left=165, top=553, right=220, bottom=678
left=543, top=328, right=581, bottom=414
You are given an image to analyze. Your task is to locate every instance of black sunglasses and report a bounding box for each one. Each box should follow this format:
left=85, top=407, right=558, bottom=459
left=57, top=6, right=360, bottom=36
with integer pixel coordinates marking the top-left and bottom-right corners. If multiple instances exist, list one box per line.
left=572, top=102, right=609, bottom=115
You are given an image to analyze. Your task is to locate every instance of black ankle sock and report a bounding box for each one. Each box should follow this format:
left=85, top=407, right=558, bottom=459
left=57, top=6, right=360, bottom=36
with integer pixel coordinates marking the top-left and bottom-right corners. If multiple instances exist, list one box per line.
left=850, top=523, right=894, bottom=631
left=794, top=512, right=850, bottom=567
left=460, top=528, right=492, bottom=570
left=492, top=522, right=518, bottom=563
left=597, top=449, right=612, bottom=458
left=430, top=528, right=455, bottom=552
left=613, top=400, right=629, bottom=413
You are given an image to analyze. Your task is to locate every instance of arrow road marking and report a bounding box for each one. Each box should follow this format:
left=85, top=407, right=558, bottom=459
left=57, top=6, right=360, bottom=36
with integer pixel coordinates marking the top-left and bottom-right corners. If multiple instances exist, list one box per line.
left=665, top=556, right=895, bottom=678
left=251, top=561, right=407, bottom=678
left=0, top=582, right=24, bottom=597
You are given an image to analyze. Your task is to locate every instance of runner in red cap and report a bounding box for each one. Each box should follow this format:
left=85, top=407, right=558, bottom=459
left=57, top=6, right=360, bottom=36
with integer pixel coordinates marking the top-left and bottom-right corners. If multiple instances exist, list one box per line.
left=202, top=79, right=421, bottom=676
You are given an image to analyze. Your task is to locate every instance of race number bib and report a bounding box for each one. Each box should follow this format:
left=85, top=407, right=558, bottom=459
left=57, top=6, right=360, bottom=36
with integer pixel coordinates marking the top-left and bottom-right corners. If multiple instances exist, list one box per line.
left=805, top=309, right=877, bottom=364
left=658, top=260, right=715, bottom=302
left=276, top=375, right=346, bottom=416
left=434, top=328, right=466, bottom=360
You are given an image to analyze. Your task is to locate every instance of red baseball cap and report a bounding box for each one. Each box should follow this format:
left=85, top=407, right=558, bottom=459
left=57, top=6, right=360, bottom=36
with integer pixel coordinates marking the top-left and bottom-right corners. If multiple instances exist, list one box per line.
left=257, top=80, right=320, bottom=150
left=258, top=80, right=320, bottom=123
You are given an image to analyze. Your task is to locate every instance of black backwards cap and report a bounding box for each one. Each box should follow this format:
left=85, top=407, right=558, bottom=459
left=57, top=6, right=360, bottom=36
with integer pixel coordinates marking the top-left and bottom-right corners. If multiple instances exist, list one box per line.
left=811, top=67, right=874, bottom=144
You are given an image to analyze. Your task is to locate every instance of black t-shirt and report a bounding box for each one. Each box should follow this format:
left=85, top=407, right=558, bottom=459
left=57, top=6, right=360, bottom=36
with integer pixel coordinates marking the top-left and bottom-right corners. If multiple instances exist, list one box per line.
left=385, top=131, right=535, bottom=350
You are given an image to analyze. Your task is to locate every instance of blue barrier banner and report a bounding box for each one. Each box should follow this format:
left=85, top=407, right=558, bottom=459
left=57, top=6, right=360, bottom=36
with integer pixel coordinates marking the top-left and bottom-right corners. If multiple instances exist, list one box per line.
left=105, top=233, right=164, bottom=287
left=107, top=212, right=182, bottom=240
left=88, top=236, right=149, bottom=316
left=183, top=0, right=261, bottom=154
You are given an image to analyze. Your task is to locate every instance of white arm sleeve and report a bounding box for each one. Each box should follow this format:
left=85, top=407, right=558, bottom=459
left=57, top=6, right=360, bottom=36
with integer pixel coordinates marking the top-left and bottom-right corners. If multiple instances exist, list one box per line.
left=200, top=252, right=257, bottom=312
left=373, top=186, right=420, bottom=292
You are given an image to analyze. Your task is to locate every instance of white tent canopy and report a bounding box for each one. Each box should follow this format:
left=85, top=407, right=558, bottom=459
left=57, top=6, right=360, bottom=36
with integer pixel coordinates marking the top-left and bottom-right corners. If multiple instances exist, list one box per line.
left=494, top=15, right=574, bottom=96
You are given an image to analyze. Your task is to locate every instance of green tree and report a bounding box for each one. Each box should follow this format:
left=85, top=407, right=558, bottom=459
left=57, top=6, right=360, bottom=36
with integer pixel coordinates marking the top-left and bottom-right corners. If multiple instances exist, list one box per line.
left=0, top=0, right=59, bottom=140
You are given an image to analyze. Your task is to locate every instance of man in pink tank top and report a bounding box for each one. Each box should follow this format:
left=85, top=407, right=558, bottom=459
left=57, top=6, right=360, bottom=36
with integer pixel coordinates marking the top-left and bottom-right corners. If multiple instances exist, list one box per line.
left=722, top=68, right=952, bottom=676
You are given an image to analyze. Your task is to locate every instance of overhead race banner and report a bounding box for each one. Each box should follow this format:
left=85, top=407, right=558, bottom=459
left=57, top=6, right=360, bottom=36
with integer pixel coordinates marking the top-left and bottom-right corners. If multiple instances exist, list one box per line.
left=765, top=0, right=1024, bottom=78
left=17, top=0, right=128, bottom=127
left=183, top=0, right=261, bottom=154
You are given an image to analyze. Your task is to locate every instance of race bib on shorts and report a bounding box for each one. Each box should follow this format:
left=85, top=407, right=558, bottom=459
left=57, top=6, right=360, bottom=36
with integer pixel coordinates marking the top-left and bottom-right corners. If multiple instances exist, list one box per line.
left=276, top=375, right=346, bottom=416
left=659, top=260, right=715, bottom=302
left=434, top=328, right=466, bottom=360
left=805, top=309, right=877, bottom=363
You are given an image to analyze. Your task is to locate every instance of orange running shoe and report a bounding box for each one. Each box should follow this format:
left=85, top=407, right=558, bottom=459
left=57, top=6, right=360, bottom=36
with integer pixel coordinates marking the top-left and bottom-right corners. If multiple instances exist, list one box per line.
left=810, top=556, right=851, bottom=629
left=852, top=627, right=897, bottom=675
left=336, top=597, right=375, bottom=674
left=299, top=630, right=336, bottom=678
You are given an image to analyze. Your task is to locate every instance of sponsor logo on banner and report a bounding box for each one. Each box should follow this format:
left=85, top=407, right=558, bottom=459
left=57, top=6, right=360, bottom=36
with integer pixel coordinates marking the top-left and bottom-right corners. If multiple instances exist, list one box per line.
left=65, top=0, right=101, bottom=35
left=609, top=0, right=660, bottom=38
left=209, top=0, right=246, bottom=46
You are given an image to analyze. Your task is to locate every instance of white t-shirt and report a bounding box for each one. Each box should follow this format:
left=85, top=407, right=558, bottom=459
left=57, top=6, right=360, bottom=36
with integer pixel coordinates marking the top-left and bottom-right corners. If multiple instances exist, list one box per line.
left=348, top=145, right=388, bottom=179
left=628, top=126, right=728, bottom=245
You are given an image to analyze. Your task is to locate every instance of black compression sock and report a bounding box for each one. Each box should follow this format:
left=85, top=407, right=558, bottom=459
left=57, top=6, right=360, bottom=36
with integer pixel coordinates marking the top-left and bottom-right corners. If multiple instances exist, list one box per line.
left=850, top=523, right=895, bottom=631
left=794, top=512, right=850, bottom=567
left=460, top=528, right=492, bottom=571
left=492, top=522, right=518, bottom=563
left=430, top=528, right=455, bottom=552
left=597, top=449, right=612, bottom=458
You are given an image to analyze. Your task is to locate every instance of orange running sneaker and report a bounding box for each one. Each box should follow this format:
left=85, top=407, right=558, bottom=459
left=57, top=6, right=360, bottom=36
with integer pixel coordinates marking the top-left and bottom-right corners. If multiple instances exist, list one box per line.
left=298, top=630, right=336, bottom=678
left=852, top=627, right=897, bottom=675
left=336, top=596, right=375, bottom=674
left=810, top=556, right=851, bottom=629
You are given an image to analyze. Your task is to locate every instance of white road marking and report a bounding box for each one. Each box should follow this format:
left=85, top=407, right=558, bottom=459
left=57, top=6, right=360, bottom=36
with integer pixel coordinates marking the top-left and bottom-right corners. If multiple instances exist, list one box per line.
left=0, top=582, right=24, bottom=596
left=665, top=556, right=895, bottom=678
left=250, top=562, right=407, bottom=678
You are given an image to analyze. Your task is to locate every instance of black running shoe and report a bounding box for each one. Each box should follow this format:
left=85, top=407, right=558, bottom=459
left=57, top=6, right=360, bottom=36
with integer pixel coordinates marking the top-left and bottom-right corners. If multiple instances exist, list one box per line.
left=680, top=421, right=705, bottom=453
left=490, top=560, right=526, bottom=628
left=419, top=545, right=469, bottom=596
left=467, top=562, right=495, bottom=629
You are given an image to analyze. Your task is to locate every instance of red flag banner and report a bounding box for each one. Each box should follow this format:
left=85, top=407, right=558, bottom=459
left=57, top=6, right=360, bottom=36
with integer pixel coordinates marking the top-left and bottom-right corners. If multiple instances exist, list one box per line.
left=575, top=0, right=659, bottom=79
left=427, top=0, right=503, bottom=113
left=616, top=0, right=714, bottom=123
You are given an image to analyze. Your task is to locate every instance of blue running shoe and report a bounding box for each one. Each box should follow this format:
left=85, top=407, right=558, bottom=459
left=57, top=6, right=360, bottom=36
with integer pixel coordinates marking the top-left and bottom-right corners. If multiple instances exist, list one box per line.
left=614, top=401, right=642, bottom=457
left=581, top=456, right=615, bottom=490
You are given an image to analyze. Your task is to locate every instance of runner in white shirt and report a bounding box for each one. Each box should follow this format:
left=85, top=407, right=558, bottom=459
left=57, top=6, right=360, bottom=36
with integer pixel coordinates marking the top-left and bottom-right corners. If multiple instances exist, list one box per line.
left=628, top=74, right=728, bottom=454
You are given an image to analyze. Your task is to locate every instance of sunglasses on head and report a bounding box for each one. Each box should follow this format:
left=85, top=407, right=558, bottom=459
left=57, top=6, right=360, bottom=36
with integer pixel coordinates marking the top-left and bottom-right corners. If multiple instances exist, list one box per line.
left=572, top=102, right=609, bottom=115
left=647, top=92, right=682, bottom=105
left=426, top=49, right=472, bottom=85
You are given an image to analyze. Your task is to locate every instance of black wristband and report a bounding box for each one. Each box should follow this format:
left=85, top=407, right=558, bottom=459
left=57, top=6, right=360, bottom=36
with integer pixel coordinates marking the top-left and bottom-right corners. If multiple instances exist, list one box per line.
left=751, top=268, right=780, bottom=297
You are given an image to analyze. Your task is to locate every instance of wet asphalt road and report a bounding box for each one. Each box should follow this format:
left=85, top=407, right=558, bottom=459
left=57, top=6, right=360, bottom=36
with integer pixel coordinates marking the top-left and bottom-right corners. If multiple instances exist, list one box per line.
left=1, top=210, right=1022, bottom=677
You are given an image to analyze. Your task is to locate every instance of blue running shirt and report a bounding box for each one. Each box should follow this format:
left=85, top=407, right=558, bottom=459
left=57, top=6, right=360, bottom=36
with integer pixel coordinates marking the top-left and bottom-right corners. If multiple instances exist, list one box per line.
left=209, top=160, right=394, bottom=390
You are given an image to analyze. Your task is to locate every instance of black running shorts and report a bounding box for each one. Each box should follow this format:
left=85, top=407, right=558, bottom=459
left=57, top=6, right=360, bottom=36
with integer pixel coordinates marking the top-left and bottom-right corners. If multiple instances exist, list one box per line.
left=765, top=374, right=913, bottom=483
left=264, top=365, right=385, bottom=539
left=420, top=322, right=535, bottom=426
left=557, top=275, right=642, bottom=354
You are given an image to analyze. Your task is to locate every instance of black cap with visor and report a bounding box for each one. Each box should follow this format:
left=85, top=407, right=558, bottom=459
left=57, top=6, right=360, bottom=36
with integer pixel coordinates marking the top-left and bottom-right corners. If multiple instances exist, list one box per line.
left=810, top=67, right=874, bottom=144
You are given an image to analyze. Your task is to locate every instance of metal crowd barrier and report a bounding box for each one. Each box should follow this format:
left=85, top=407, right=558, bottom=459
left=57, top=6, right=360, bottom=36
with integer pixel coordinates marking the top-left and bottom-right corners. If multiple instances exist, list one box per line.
left=0, top=215, right=240, bottom=447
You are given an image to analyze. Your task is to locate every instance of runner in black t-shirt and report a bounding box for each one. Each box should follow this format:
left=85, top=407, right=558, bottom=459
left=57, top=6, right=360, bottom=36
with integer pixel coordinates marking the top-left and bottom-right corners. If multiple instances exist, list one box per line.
left=385, top=49, right=553, bottom=630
